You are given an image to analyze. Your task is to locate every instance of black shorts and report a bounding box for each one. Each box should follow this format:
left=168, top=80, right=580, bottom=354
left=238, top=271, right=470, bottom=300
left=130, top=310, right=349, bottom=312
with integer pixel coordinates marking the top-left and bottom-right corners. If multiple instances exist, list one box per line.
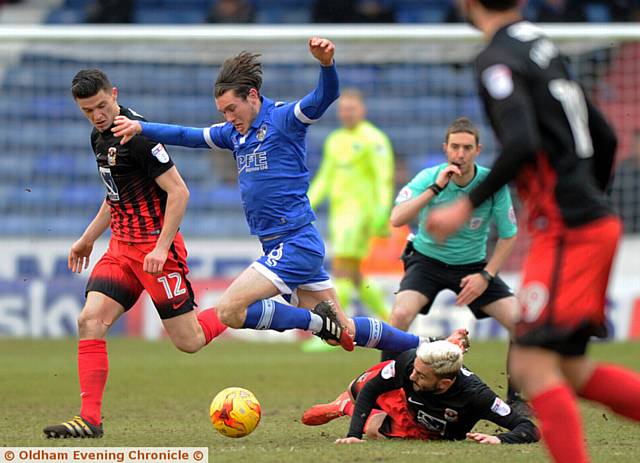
left=514, top=321, right=607, bottom=356
left=398, top=250, right=513, bottom=319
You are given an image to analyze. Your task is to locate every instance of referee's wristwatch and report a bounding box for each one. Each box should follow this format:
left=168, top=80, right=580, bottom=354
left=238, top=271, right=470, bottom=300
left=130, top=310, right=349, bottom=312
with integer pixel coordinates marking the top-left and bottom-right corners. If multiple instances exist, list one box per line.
left=480, top=269, right=494, bottom=284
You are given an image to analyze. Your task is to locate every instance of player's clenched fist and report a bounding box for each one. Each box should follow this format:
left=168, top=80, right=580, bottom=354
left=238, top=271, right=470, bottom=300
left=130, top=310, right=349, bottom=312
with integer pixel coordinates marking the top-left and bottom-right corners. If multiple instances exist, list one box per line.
left=143, top=247, right=168, bottom=276
left=112, top=115, right=142, bottom=145
left=308, top=37, right=335, bottom=67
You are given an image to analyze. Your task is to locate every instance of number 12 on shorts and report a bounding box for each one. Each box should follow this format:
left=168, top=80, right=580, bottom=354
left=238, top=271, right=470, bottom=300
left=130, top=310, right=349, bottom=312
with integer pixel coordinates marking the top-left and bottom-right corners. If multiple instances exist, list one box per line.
left=157, top=273, right=187, bottom=299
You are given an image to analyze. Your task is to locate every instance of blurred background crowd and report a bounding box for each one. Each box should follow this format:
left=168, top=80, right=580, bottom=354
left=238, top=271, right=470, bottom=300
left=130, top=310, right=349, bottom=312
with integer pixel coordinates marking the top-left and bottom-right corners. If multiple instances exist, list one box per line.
left=0, top=1, right=638, bottom=24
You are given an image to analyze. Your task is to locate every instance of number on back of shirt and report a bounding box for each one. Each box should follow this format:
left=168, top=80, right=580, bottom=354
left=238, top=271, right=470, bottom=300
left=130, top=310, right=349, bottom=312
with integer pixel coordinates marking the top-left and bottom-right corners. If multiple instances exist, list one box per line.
left=548, top=79, right=594, bottom=159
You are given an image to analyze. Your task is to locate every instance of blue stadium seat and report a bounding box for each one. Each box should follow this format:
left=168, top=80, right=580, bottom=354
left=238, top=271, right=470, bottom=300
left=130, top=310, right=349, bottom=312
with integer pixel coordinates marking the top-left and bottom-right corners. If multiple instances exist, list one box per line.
left=182, top=211, right=248, bottom=236
left=65, top=184, right=104, bottom=208
left=584, top=3, right=611, bottom=22
left=0, top=155, right=36, bottom=184
left=63, top=0, right=91, bottom=7
left=134, top=7, right=207, bottom=24
left=255, top=7, right=310, bottom=23
left=188, top=184, right=242, bottom=211
left=396, top=6, right=447, bottom=23
left=46, top=8, right=85, bottom=24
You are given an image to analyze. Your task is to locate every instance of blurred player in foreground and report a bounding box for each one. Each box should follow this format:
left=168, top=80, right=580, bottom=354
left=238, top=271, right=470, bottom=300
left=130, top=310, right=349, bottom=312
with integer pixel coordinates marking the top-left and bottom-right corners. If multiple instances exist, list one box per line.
left=43, top=69, right=228, bottom=438
left=303, top=340, right=538, bottom=445
left=387, top=117, right=526, bottom=411
left=427, top=1, right=640, bottom=461
left=113, top=38, right=426, bottom=356
left=304, top=89, right=394, bottom=351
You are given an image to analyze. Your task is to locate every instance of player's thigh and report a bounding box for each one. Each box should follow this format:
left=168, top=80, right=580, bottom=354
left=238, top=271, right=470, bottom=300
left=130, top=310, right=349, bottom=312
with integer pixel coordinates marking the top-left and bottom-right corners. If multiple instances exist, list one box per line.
left=481, top=296, right=517, bottom=335
left=560, top=355, right=596, bottom=392
left=162, top=310, right=204, bottom=354
left=130, top=242, right=196, bottom=320
left=216, top=267, right=280, bottom=312
left=86, top=242, right=144, bottom=309
left=78, top=291, right=126, bottom=339
left=390, top=290, right=428, bottom=330
left=509, top=344, right=565, bottom=396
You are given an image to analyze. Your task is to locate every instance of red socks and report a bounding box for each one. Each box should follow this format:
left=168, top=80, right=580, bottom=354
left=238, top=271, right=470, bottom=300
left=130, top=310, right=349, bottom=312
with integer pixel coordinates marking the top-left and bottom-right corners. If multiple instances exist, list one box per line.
left=531, top=384, right=589, bottom=463
left=580, top=364, right=640, bottom=422
left=197, top=308, right=228, bottom=345
left=78, top=339, right=108, bottom=427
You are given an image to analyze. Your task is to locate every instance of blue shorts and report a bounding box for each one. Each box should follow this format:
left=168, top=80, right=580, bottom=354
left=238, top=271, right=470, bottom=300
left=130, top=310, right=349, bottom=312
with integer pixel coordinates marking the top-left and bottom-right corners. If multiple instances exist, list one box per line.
left=251, top=223, right=332, bottom=297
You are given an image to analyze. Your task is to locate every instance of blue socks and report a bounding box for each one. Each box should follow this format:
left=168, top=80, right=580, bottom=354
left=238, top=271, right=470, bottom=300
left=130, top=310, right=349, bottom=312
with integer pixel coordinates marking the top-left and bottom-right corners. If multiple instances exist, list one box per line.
left=352, top=317, right=420, bottom=351
left=242, top=303, right=420, bottom=351
left=243, top=299, right=319, bottom=332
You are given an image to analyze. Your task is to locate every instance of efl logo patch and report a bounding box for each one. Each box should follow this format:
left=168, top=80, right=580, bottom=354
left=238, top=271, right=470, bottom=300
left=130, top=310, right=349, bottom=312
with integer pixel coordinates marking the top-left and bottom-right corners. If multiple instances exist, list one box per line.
left=395, top=186, right=412, bottom=203
left=482, top=64, right=514, bottom=100
left=468, top=217, right=484, bottom=230
left=491, top=398, right=512, bottom=416
left=509, top=206, right=517, bottom=224
left=151, top=143, right=170, bottom=163
left=381, top=361, right=396, bottom=379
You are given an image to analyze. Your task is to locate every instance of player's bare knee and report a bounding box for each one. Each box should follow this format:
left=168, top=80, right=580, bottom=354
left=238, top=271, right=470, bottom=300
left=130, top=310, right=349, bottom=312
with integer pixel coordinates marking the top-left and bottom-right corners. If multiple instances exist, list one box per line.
left=389, top=306, right=414, bottom=330
left=216, top=303, right=244, bottom=328
left=173, top=338, right=202, bottom=354
left=77, top=313, right=107, bottom=338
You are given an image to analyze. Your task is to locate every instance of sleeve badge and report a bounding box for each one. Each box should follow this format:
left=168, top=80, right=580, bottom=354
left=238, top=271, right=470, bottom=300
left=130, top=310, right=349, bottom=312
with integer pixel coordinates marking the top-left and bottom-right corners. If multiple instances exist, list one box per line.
left=151, top=143, right=170, bottom=163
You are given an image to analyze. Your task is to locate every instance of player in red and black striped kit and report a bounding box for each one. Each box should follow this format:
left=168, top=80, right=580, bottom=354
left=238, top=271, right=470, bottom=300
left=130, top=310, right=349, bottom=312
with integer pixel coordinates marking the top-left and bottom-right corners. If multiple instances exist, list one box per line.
left=427, top=2, right=640, bottom=462
left=43, top=69, right=227, bottom=439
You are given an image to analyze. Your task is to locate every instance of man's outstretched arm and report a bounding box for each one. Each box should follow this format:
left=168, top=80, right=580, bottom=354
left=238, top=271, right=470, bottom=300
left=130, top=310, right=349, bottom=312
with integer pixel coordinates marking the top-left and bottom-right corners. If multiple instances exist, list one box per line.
left=112, top=117, right=213, bottom=149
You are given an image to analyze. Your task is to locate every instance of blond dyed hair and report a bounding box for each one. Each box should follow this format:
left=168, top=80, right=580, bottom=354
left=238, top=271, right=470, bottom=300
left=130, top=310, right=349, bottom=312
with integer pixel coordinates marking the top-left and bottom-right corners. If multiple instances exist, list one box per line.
left=416, top=340, right=463, bottom=378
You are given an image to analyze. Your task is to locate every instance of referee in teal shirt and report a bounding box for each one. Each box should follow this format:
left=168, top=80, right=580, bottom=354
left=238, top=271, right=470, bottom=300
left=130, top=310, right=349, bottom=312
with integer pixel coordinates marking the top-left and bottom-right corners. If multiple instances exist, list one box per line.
left=386, top=117, right=527, bottom=414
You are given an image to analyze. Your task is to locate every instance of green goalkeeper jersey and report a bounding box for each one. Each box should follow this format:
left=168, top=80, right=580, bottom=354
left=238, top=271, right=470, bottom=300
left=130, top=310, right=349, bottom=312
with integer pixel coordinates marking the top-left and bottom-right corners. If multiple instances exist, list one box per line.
left=308, top=120, right=394, bottom=235
left=395, top=163, right=517, bottom=265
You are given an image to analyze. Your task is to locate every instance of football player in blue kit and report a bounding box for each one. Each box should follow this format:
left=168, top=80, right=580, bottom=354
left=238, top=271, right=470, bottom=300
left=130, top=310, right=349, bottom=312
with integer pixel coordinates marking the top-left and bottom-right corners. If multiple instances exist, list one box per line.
left=113, top=37, right=423, bottom=354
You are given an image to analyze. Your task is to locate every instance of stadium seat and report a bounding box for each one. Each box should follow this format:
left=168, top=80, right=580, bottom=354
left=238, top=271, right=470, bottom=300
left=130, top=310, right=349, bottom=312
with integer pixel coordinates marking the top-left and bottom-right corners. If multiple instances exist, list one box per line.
left=134, top=7, right=207, bottom=24
left=46, top=8, right=85, bottom=24
left=584, top=3, right=611, bottom=22
left=396, top=6, right=448, bottom=24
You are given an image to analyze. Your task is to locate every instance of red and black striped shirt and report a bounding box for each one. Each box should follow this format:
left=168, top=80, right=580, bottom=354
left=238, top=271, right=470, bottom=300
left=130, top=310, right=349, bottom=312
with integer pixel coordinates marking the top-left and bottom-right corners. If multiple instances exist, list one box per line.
left=91, top=106, right=174, bottom=243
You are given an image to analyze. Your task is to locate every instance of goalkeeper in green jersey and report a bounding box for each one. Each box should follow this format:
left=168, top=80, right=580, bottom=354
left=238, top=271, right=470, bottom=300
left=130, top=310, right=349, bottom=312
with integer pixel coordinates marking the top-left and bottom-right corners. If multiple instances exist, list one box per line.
left=305, top=89, right=394, bottom=350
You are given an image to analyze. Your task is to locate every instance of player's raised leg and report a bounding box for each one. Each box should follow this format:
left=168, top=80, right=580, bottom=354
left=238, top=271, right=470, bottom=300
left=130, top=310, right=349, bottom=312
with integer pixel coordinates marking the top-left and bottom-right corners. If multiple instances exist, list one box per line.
left=43, top=292, right=124, bottom=438
left=564, top=356, right=640, bottom=422
left=212, top=265, right=352, bottom=350
left=162, top=309, right=227, bottom=353
left=297, top=287, right=421, bottom=352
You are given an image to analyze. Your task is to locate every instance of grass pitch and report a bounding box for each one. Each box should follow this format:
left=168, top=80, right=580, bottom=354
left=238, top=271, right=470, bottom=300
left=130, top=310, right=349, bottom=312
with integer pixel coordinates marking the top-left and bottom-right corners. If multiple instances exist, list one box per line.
left=1, top=338, right=639, bottom=462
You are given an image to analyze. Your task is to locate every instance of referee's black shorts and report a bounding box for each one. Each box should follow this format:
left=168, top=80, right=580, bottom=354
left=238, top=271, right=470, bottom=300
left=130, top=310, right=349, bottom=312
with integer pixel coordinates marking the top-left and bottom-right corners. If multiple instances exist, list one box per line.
left=398, top=250, right=513, bottom=319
